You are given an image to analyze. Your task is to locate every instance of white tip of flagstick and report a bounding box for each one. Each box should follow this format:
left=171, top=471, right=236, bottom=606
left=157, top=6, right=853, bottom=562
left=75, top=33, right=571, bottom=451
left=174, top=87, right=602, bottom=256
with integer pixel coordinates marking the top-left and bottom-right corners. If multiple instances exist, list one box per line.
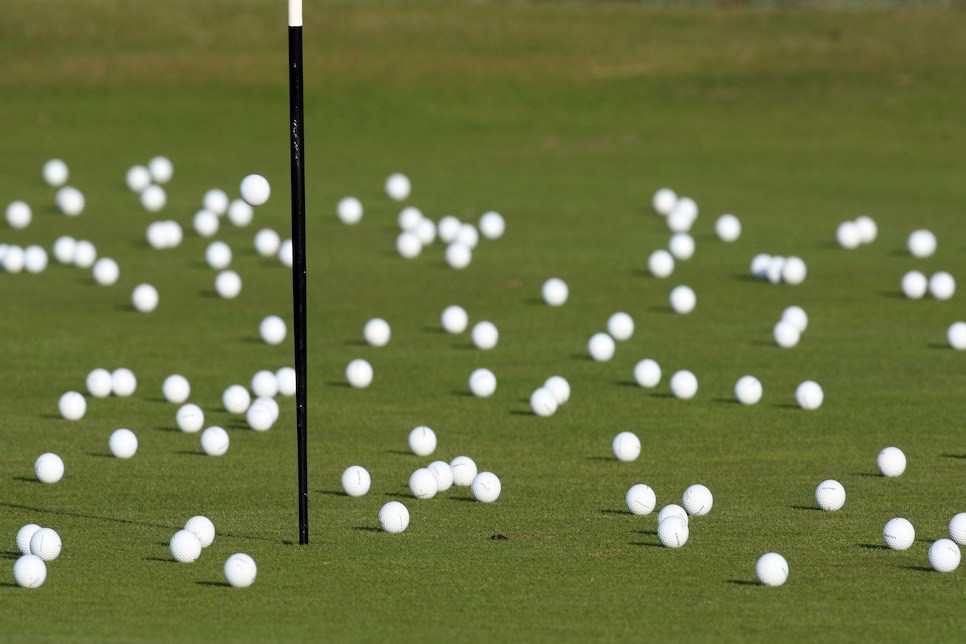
left=289, top=0, right=303, bottom=27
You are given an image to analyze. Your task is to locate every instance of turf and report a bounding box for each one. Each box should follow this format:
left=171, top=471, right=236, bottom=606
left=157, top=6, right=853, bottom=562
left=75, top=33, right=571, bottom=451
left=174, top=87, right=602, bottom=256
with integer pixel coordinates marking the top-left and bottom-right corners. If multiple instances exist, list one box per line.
left=2, top=0, right=966, bottom=640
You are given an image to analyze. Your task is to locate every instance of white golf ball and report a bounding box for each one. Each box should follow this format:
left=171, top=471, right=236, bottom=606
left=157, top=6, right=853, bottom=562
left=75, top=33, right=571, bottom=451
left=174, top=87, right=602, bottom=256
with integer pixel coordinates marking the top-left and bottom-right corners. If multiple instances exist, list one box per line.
left=928, top=539, right=961, bottom=573
left=947, top=322, right=966, bottom=350
left=530, top=387, right=558, bottom=417
left=588, top=333, right=615, bottom=362
left=140, top=185, right=167, bottom=212
left=253, top=396, right=279, bottom=423
left=657, top=515, right=689, bottom=548
left=126, top=164, right=152, bottom=192
left=438, top=216, right=462, bottom=243
left=836, top=221, right=861, bottom=249
left=669, top=285, right=696, bottom=314
left=542, top=278, right=569, bottom=306
left=479, top=211, right=505, bottom=239
left=929, top=271, right=955, bottom=300
left=755, top=552, right=789, bottom=586
left=469, top=368, right=497, bottom=398
left=441, top=305, right=468, bottom=334
left=607, top=312, right=634, bottom=341
left=408, top=426, right=437, bottom=456
left=471, top=472, right=501, bottom=503
left=652, top=188, right=677, bottom=215
left=222, top=385, right=251, bottom=414
left=215, top=270, right=242, bottom=299
left=92, top=257, right=120, bottom=286
left=109, top=428, right=138, bottom=458
left=43, top=159, right=69, bottom=186
left=13, top=555, right=47, bottom=588
left=132, top=283, right=159, bottom=312
left=6, top=200, right=31, bottom=229
left=668, top=233, right=695, bottom=260
left=385, top=173, right=411, bottom=201
left=224, top=553, right=257, bottom=587
left=682, top=484, right=713, bottom=516
left=397, top=206, right=423, bottom=231
left=240, top=174, right=271, bottom=206
left=162, top=374, right=190, bottom=403
left=170, top=530, right=202, bottom=562
left=796, top=380, right=824, bottom=410
left=415, top=218, right=436, bottom=245
left=625, top=484, right=657, bottom=515
left=201, top=189, right=228, bottom=215
left=337, top=196, right=363, bottom=224
left=55, top=186, right=85, bottom=216
left=948, top=513, right=966, bottom=545
left=364, top=318, right=391, bottom=347
left=781, top=256, right=807, bottom=285
left=667, top=203, right=696, bottom=233
left=378, top=501, right=410, bottom=533
left=877, top=446, right=906, bottom=477
left=276, top=367, right=297, bottom=396
left=111, top=368, right=137, bottom=397
left=543, top=375, right=570, bottom=404
left=901, top=270, right=928, bottom=299
left=734, top=375, right=763, bottom=405
left=648, top=249, right=675, bottom=278
left=815, top=479, right=845, bottom=511
left=409, top=468, right=439, bottom=499
left=669, top=370, right=698, bottom=400
left=176, top=403, right=205, bottom=433
left=251, top=370, right=278, bottom=398
left=74, top=240, right=99, bottom=267
left=450, top=456, right=478, bottom=486
left=715, top=214, right=741, bottom=242
left=456, top=223, right=479, bottom=249
left=246, top=400, right=275, bottom=431
left=612, top=431, right=641, bottom=462
left=16, top=524, right=42, bottom=555
left=472, top=321, right=499, bottom=350
left=22, top=246, right=47, bottom=273
left=227, top=199, right=254, bottom=226
left=445, top=242, right=471, bottom=269
left=29, top=527, right=62, bottom=561
left=781, top=305, right=808, bottom=333
left=773, top=321, right=801, bottom=348
left=345, top=359, right=373, bottom=388
left=396, top=231, right=422, bottom=259
left=35, top=453, right=64, bottom=483
left=854, top=215, right=877, bottom=244
left=200, top=426, right=230, bottom=456
left=908, top=229, right=937, bottom=258
left=205, top=241, right=232, bottom=270
left=341, top=465, right=371, bottom=497
left=254, top=228, right=281, bottom=257
left=86, top=368, right=113, bottom=398
left=634, top=359, right=661, bottom=388
left=883, top=517, right=915, bottom=550
left=428, top=461, right=454, bottom=492
left=148, top=156, right=173, bottom=183
left=52, top=236, right=77, bottom=264
left=184, top=516, right=215, bottom=548
left=658, top=504, right=689, bottom=524
left=259, top=315, right=287, bottom=345
left=279, top=240, right=295, bottom=269
left=765, top=256, right=785, bottom=284
left=58, top=391, right=86, bottom=420
left=750, top=253, right=772, bottom=279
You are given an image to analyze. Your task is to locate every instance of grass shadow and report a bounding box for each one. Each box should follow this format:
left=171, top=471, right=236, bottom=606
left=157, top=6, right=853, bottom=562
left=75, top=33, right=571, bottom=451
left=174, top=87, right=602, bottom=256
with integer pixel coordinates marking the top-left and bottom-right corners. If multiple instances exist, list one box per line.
left=599, top=509, right=626, bottom=515
left=326, top=381, right=351, bottom=388
left=12, top=476, right=39, bottom=484
left=0, top=582, right=21, bottom=588
left=713, top=398, right=741, bottom=404
left=1, top=550, right=22, bottom=560
left=942, top=453, right=966, bottom=459
left=857, top=543, right=888, bottom=550
left=195, top=580, right=231, bottom=587
left=143, top=556, right=178, bottom=563
left=522, top=297, right=545, bottom=305
left=879, top=290, right=905, bottom=299
left=423, top=326, right=448, bottom=334
left=451, top=391, right=475, bottom=397
left=385, top=449, right=411, bottom=456
left=726, top=579, right=760, bottom=586
left=343, top=339, right=367, bottom=346
left=319, top=490, right=348, bottom=497
left=649, top=393, right=674, bottom=399
left=449, top=496, right=477, bottom=503
left=851, top=472, right=880, bottom=477
left=900, top=565, right=934, bottom=572
left=198, top=290, right=220, bottom=299
left=732, top=274, right=758, bottom=282
left=649, top=306, right=674, bottom=314
left=790, top=505, right=822, bottom=511
left=927, top=343, right=949, bottom=350
left=630, top=541, right=664, bottom=548
left=571, top=353, right=594, bottom=361
left=511, top=410, right=535, bottom=416
left=353, top=526, right=382, bottom=533
left=616, top=380, right=640, bottom=388
left=86, top=452, right=115, bottom=458
left=773, top=403, right=801, bottom=409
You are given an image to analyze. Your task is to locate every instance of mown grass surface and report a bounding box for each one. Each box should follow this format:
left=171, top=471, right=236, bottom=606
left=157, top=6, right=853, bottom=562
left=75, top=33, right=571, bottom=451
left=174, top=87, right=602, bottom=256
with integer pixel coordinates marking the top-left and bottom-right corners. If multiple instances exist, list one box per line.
left=2, top=1, right=966, bottom=640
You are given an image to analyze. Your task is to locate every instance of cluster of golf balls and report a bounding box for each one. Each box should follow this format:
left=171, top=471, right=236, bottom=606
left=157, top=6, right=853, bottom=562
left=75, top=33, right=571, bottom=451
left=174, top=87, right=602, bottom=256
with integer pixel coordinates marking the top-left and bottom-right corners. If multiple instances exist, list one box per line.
left=749, top=253, right=808, bottom=285
left=625, top=483, right=714, bottom=550
left=12, top=524, right=63, bottom=588
left=166, top=516, right=256, bottom=586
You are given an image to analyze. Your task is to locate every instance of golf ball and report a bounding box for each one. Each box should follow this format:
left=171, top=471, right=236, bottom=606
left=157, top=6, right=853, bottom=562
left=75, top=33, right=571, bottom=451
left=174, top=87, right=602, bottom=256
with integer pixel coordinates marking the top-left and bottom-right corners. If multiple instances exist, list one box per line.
left=625, top=484, right=657, bottom=515
left=542, top=277, right=569, bottom=306
left=6, top=200, right=31, bottom=229
left=750, top=253, right=772, bottom=279
left=278, top=239, right=293, bottom=267
left=34, top=453, right=64, bottom=484
left=224, top=553, right=257, bottom=587
left=16, top=524, right=41, bottom=555
left=86, top=368, right=113, bottom=398
left=928, top=271, right=955, bottom=300
left=214, top=270, right=242, bottom=299
left=259, top=315, right=287, bottom=345
left=472, top=321, right=499, bottom=350
left=633, top=359, right=662, bottom=388
left=227, top=199, right=254, bottom=226
left=877, top=446, right=906, bottom=477
left=658, top=504, right=688, bottom=524
left=29, top=528, right=62, bottom=561
left=734, top=375, right=763, bottom=405
left=901, top=271, right=928, bottom=299
left=55, top=186, right=84, bottom=216
left=254, top=228, right=281, bottom=257
left=385, top=173, right=411, bottom=201
left=52, top=236, right=77, bottom=264
left=126, top=164, right=152, bottom=192
left=657, top=515, right=689, bottom=548
left=222, top=385, right=251, bottom=413
left=58, top=391, right=86, bottom=420
left=176, top=403, right=205, bottom=433
left=43, top=159, right=69, bottom=186
left=396, top=231, right=422, bottom=259
left=781, top=305, right=808, bottom=332
left=908, top=229, right=937, bottom=258
left=140, top=185, right=166, bottom=212
left=13, top=555, right=46, bottom=588
left=73, top=240, right=96, bottom=267
left=378, top=501, right=411, bottom=533
left=588, top=332, right=615, bottom=361
left=854, top=215, right=877, bottom=244
left=755, top=552, right=789, bottom=587
left=948, top=513, right=966, bottom=545
left=170, top=530, right=202, bottom=563
left=543, top=375, right=570, bottom=404
left=109, top=428, right=138, bottom=458
left=441, top=305, right=469, bottom=334
left=205, top=241, right=232, bottom=270
left=669, top=285, right=696, bottom=314
left=341, top=465, right=371, bottom=497
left=607, top=312, right=634, bottom=341
left=652, top=188, right=677, bottom=215
left=479, top=211, right=505, bottom=239
left=92, top=257, right=120, bottom=285
left=240, top=174, right=271, bottom=206
left=184, top=516, right=215, bottom=548
left=250, top=370, right=278, bottom=398
left=437, top=216, right=461, bottom=242
left=415, top=218, right=436, bottom=245
left=456, top=223, right=479, bottom=249
left=667, top=204, right=696, bottom=233
left=445, top=242, right=471, bottom=269
left=450, top=456, right=478, bottom=486
left=22, top=245, right=47, bottom=273
left=398, top=206, right=423, bottom=231
left=836, top=221, right=861, bottom=249
left=132, top=283, right=159, bottom=312
left=200, top=426, right=230, bottom=456
left=612, top=431, right=641, bottom=462
left=471, top=472, right=501, bottom=503
left=2, top=245, right=24, bottom=272
left=202, top=190, right=227, bottom=215
left=883, top=517, right=915, bottom=550
left=766, top=256, right=785, bottom=284
left=715, top=214, right=741, bottom=242
left=409, top=468, right=439, bottom=499
left=246, top=399, right=275, bottom=431
left=947, top=322, right=966, bottom=350
left=111, top=368, right=137, bottom=397
left=428, top=461, right=454, bottom=492
left=773, top=320, right=801, bottom=348
left=337, top=196, right=363, bottom=224
left=276, top=367, right=296, bottom=396
left=148, top=155, right=173, bottom=183
left=469, top=368, right=497, bottom=398
left=682, top=484, right=713, bottom=516
left=363, top=318, right=391, bottom=347
left=669, top=370, right=698, bottom=400
left=530, top=387, right=558, bottom=417
left=815, top=479, right=846, bottom=511
left=162, top=374, right=191, bottom=404
left=345, top=359, right=374, bottom=388
left=781, top=256, right=807, bottom=285
left=648, top=249, right=675, bottom=278
left=795, top=380, right=824, bottom=410
left=669, top=233, right=695, bottom=260
left=928, top=539, right=961, bottom=573
left=408, top=426, right=437, bottom=456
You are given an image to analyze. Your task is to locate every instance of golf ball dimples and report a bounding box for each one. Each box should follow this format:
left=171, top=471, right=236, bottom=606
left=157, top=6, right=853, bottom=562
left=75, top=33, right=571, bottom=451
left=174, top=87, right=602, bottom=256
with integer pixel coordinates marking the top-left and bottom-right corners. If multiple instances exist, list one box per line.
left=240, top=174, right=271, bottom=206
left=17, top=524, right=42, bottom=555
left=607, top=312, right=634, bottom=341
left=109, top=428, right=138, bottom=458
left=929, top=271, right=955, bottom=300
left=259, top=315, right=287, bottom=345
left=445, top=242, right=471, bottom=269
left=397, top=231, right=422, bottom=259
left=948, top=322, right=966, bottom=350
left=682, top=484, right=714, bottom=516
left=222, top=385, right=251, bottom=414
left=341, top=465, right=371, bottom=497
left=652, top=188, right=677, bottom=215
left=170, top=530, right=202, bottom=563
left=385, top=173, right=411, bottom=201
left=201, top=426, right=230, bottom=456
left=815, top=479, right=845, bottom=511
left=715, top=214, right=741, bottom=242
left=35, top=453, right=64, bottom=483
left=140, top=185, right=166, bottom=212
left=670, top=370, right=698, bottom=400
left=111, top=368, right=137, bottom=397
left=734, top=375, right=763, bottom=405
left=479, top=211, right=505, bottom=239
left=254, top=228, right=281, bottom=257
left=471, top=472, right=501, bottom=503
left=544, top=375, right=570, bottom=404
left=6, top=201, right=31, bottom=229
left=224, top=553, right=257, bottom=587
left=756, top=553, right=789, bottom=587
left=58, top=391, right=86, bottom=420
left=634, top=359, right=661, bottom=388
left=669, top=285, right=696, bottom=314
left=612, top=431, right=641, bottom=462
left=469, top=368, right=497, bottom=398
left=205, top=241, right=232, bottom=269
left=409, top=468, right=439, bottom=499
left=337, top=196, right=363, bottom=224
left=657, top=516, right=689, bottom=548
left=185, top=516, right=216, bottom=548
left=795, top=380, right=824, bottom=410
left=928, top=539, right=961, bottom=573
left=625, top=484, right=657, bottom=515
left=86, top=368, right=113, bottom=398
left=13, top=555, right=46, bottom=588
left=441, top=305, right=468, bottom=334
left=781, top=256, right=807, bottom=285
left=132, top=283, right=159, bottom=312
left=877, top=446, right=906, bottom=477
left=92, top=257, right=120, bottom=285
left=408, top=426, right=437, bottom=456
left=908, top=229, right=937, bottom=258
left=29, top=528, right=61, bottom=561
left=227, top=199, right=254, bottom=226
left=176, top=403, right=205, bottom=433
left=854, top=215, right=877, bottom=244
left=56, top=187, right=85, bottom=216
left=162, top=374, right=191, bottom=403
left=345, top=359, right=374, bottom=388
left=542, top=277, right=569, bottom=306
left=949, top=513, right=966, bottom=545
left=658, top=504, right=688, bottom=524
left=246, top=400, right=275, bottom=431
left=588, top=333, right=615, bottom=361
left=530, top=387, right=558, bottom=417
left=773, top=321, right=801, bottom=348
left=781, top=305, right=808, bottom=332
left=450, top=456, right=478, bottom=486
left=378, top=501, right=411, bottom=534
left=428, top=461, right=454, bottom=492
left=43, top=158, right=69, bottom=186
left=364, top=318, right=391, bottom=347
left=472, top=321, right=499, bottom=350
left=883, top=518, right=915, bottom=550
left=648, top=249, right=675, bottom=278
left=836, top=221, right=861, bottom=249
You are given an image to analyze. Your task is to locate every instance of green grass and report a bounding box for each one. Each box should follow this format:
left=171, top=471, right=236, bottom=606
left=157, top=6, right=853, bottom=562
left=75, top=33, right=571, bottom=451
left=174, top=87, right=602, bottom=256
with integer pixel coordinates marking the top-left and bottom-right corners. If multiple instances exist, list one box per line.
left=3, top=0, right=966, bottom=640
